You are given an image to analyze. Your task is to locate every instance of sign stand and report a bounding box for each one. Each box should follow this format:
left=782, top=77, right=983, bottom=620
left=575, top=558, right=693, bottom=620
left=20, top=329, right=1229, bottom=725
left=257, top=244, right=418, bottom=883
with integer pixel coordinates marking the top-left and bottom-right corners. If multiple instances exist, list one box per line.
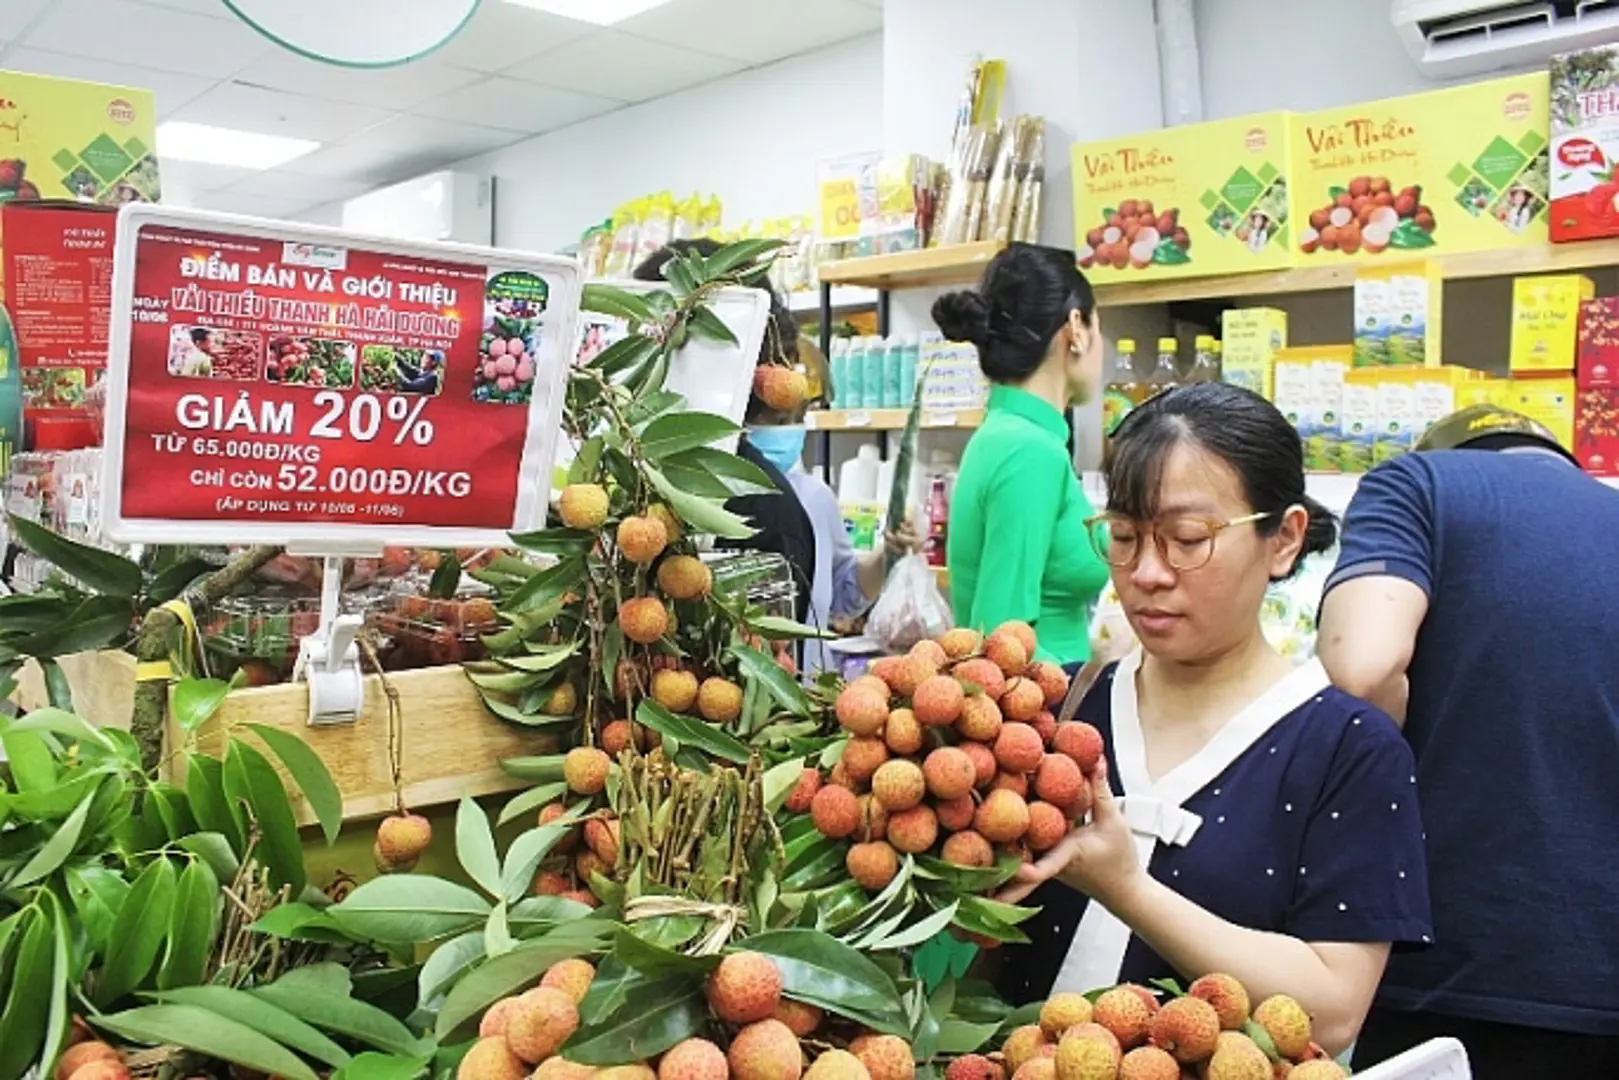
left=289, top=547, right=380, bottom=726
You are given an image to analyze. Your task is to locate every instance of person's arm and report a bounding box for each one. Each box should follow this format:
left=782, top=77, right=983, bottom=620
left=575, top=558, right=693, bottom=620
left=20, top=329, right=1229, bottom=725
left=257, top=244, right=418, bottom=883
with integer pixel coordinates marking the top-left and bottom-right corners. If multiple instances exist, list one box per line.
left=965, top=447, right=1066, bottom=633
left=1317, top=458, right=1436, bottom=726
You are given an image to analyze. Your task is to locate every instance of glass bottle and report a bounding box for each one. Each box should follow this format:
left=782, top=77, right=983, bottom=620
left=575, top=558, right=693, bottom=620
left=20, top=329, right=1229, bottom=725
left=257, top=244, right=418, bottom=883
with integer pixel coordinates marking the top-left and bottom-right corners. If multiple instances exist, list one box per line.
left=925, top=476, right=950, bottom=568
left=1149, top=337, right=1180, bottom=391
left=1188, top=334, right=1221, bottom=383
left=1102, top=338, right=1140, bottom=435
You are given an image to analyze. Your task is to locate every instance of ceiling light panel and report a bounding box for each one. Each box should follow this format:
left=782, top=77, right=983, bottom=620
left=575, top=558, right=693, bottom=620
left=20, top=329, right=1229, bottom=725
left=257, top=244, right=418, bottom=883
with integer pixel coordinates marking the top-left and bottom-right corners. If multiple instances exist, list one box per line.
left=503, top=0, right=676, bottom=26
left=157, top=121, right=320, bottom=170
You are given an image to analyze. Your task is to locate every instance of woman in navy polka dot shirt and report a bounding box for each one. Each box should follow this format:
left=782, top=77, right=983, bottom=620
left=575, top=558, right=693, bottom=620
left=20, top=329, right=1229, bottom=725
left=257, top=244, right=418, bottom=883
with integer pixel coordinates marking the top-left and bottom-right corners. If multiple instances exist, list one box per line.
left=996, top=384, right=1432, bottom=1056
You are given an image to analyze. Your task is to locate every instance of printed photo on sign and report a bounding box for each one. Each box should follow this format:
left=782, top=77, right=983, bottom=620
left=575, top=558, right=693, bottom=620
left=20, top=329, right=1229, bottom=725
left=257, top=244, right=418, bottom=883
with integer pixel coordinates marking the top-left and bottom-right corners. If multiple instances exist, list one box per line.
left=22, top=367, right=86, bottom=410
left=576, top=312, right=629, bottom=367
left=168, top=325, right=262, bottom=381
left=359, top=345, right=447, bottom=396
left=265, top=335, right=356, bottom=390
left=475, top=270, right=549, bottom=406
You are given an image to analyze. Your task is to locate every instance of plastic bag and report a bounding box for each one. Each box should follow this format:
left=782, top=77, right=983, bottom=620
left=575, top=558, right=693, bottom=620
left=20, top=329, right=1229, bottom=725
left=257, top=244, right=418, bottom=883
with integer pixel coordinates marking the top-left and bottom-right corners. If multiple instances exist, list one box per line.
left=866, top=554, right=952, bottom=653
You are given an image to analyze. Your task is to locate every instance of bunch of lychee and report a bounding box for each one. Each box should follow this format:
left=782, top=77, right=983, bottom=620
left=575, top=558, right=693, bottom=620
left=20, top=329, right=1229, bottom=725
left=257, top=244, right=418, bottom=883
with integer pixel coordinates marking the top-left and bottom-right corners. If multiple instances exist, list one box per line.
left=1298, top=175, right=1434, bottom=257
left=459, top=957, right=597, bottom=1080
left=789, top=621, right=1106, bottom=894
left=955, top=975, right=1342, bottom=1080
left=527, top=746, right=621, bottom=906
left=1077, top=199, right=1189, bottom=272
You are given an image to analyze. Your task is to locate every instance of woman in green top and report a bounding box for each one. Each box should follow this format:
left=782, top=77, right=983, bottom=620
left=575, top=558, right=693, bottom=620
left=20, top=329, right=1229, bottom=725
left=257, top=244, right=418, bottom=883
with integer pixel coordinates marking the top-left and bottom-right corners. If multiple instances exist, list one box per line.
left=933, top=243, right=1110, bottom=669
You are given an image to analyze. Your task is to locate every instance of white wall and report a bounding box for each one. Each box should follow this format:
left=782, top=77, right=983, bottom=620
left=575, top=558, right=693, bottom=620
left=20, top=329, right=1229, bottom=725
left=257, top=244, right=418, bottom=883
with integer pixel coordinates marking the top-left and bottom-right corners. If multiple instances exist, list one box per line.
left=460, top=35, right=883, bottom=253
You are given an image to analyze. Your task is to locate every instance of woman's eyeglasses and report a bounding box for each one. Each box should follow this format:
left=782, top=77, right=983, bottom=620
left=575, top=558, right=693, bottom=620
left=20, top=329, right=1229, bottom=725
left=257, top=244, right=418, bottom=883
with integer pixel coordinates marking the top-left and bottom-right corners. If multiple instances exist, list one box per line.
left=1085, top=511, right=1274, bottom=572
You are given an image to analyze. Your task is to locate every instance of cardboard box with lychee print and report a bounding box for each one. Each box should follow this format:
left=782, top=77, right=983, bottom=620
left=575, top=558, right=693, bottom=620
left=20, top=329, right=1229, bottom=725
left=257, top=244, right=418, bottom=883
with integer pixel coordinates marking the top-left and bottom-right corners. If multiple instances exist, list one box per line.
left=1072, top=112, right=1298, bottom=283
left=1292, top=73, right=1550, bottom=263
left=1549, top=45, right=1619, bottom=243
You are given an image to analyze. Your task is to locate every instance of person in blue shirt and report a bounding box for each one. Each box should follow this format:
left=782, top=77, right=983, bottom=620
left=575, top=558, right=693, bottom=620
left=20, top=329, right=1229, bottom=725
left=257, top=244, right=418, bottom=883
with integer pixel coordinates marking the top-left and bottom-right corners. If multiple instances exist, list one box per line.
left=1317, top=406, right=1619, bottom=1077
left=997, top=383, right=1432, bottom=1056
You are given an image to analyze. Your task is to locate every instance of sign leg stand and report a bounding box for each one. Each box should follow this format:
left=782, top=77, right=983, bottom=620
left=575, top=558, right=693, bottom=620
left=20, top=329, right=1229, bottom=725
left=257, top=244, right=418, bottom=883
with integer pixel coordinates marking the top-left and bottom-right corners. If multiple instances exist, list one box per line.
left=296, top=554, right=365, bottom=727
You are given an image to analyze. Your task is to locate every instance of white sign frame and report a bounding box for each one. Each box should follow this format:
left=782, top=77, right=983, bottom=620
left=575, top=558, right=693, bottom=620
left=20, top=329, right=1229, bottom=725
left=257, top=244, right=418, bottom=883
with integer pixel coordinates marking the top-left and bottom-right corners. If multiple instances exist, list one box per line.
left=101, top=203, right=581, bottom=552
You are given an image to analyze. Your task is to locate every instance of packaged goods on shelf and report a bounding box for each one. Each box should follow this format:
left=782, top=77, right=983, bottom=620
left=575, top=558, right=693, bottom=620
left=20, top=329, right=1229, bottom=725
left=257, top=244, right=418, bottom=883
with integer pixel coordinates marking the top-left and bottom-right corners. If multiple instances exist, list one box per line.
left=918, top=334, right=989, bottom=414
left=1512, top=374, right=1576, bottom=449
left=368, top=577, right=500, bottom=669
left=1292, top=73, right=1549, bottom=264
left=1354, top=261, right=1441, bottom=367
left=0, top=68, right=160, bottom=210
left=1220, top=307, right=1287, bottom=398
left=816, top=151, right=936, bottom=260
left=592, top=192, right=721, bottom=278
left=829, top=334, right=922, bottom=410
left=935, top=116, right=1045, bottom=248
left=1575, top=383, right=1619, bottom=475
left=1075, top=111, right=1296, bottom=282
left=1579, top=297, right=1619, bottom=387
left=1510, top=273, right=1594, bottom=372
left=2, top=447, right=129, bottom=593
left=1458, top=376, right=1512, bottom=409
left=1549, top=45, right=1619, bottom=242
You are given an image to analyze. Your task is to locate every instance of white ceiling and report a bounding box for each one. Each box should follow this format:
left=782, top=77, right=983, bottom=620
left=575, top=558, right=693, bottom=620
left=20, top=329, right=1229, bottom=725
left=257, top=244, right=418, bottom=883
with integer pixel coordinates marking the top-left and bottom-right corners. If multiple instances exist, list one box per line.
left=0, top=0, right=883, bottom=220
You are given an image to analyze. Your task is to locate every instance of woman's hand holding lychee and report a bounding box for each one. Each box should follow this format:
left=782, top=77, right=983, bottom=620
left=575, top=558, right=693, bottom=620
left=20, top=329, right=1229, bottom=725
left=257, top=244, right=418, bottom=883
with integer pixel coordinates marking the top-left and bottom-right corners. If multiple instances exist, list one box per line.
left=994, top=759, right=1145, bottom=910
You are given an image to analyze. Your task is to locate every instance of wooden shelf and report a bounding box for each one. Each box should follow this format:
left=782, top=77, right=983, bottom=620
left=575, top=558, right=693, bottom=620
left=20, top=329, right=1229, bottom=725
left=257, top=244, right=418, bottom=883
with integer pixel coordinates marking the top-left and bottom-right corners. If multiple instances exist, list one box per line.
left=807, top=407, right=984, bottom=432
left=1093, top=238, right=1619, bottom=308
left=818, top=241, right=1006, bottom=290
left=787, top=286, right=880, bottom=315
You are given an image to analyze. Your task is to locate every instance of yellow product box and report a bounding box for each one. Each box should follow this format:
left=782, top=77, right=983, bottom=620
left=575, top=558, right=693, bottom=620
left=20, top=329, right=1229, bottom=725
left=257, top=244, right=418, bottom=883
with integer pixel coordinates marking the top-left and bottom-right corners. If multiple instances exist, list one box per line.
left=1509, top=274, right=1595, bottom=373
left=1457, top=377, right=1513, bottom=409
left=1410, top=366, right=1475, bottom=437
left=1292, top=73, right=1549, bottom=265
left=1075, top=111, right=1296, bottom=283
left=1510, top=375, right=1576, bottom=449
left=0, top=69, right=158, bottom=204
left=1339, top=372, right=1381, bottom=473
left=1273, top=358, right=1313, bottom=451
left=1280, top=345, right=1351, bottom=473
left=1220, top=307, right=1288, bottom=400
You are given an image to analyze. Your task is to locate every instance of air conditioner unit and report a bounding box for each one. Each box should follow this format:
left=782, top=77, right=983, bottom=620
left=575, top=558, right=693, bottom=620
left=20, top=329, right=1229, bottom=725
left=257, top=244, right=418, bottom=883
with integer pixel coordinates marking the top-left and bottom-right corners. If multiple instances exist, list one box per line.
left=340, top=170, right=494, bottom=246
left=1393, top=0, right=1619, bottom=78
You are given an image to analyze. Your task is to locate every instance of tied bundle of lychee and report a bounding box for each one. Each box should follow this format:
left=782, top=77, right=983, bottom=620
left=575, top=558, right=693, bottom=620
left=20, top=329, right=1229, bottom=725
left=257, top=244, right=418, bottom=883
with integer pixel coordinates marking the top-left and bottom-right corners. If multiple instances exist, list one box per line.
left=529, top=745, right=620, bottom=906
left=789, top=622, right=1103, bottom=892
left=462, top=951, right=921, bottom=1080
left=952, top=976, right=1343, bottom=1080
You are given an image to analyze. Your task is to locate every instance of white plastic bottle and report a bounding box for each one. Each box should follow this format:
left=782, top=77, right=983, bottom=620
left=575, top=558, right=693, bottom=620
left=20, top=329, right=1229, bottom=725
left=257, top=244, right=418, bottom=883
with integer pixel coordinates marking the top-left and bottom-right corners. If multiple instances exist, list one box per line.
left=838, top=443, right=882, bottom=503
left=842, top=337, right=866, bottom=410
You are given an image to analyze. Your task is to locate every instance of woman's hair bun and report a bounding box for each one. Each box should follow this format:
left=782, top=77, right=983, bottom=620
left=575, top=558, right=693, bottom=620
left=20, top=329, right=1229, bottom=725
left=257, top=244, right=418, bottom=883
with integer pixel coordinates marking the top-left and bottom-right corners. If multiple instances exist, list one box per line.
left=931, top=290, right=992, bottom=347
left=1299, top=494, right=1339, bottom=559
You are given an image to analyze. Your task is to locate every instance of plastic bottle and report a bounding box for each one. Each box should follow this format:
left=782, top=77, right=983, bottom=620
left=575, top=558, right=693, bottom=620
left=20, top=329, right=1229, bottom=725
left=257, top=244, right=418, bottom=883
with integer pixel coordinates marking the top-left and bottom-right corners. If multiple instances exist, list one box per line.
left=843, top=337, right=867, bottom=409
left=828, top=337, right=850, bottom=409
left=863, top=336, right=886, bottom=411
left=1149, top=337, right=1180, bottom=391
left=880, top=337, right=903, bottom=409
left=924, top=476, right=950, bottom=567
left=1102, top=338, right=1139, bottom=435
left=838, top=443, right=882, bottom=503
left=899, top=335, right=920, bottom=408
left=1189, top=334, right=1221, bottom=383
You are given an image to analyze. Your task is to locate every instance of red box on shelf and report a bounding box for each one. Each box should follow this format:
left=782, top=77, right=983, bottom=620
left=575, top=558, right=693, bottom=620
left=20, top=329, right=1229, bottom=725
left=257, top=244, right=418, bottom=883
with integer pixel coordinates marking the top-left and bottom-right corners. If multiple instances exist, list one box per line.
left=1575, top=385, right=1619, bottom=476
left=1578, top=298, right=1619, bottom=388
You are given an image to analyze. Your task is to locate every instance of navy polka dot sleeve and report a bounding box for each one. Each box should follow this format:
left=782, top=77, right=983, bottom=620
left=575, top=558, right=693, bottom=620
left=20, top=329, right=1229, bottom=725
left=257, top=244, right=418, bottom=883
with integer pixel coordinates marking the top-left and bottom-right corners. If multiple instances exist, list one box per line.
left=1283, top=706, right=1434, bottom=949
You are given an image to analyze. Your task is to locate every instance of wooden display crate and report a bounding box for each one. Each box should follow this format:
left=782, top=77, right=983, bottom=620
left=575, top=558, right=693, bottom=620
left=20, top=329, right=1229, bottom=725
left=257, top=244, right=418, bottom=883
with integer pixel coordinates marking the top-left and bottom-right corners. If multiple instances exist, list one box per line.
left=13, top=651, right=551, bottom=827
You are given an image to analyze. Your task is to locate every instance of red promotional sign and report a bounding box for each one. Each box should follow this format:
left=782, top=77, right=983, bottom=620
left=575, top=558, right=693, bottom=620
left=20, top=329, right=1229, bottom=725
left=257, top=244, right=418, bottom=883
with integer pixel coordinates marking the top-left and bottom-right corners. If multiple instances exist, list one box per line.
left=102, top=206, right=578, bottom=548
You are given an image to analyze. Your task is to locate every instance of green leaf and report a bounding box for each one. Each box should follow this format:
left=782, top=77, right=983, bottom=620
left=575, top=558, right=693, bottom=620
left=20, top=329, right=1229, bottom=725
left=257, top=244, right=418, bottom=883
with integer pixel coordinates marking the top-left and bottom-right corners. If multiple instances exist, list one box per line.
left=333, top=1052, right=432, bottom=1080
left=640, top=413, right=741, bottom=461
left=612, top=926, right=718, bottom=978
left=705, top=238, right=787, bottom=278
left=949, top=896, right=1031, bottom=945
left=748, top=615, right=834, bottom=641
left=645, top=467, right=756, bottom=540
left=659, top=447, right=779, bottom=500
left=731, top=643, right=813, bottom=717
left=11, top=786, right=93, bottom=885
left=40, top=895, right=71, bottom=1080
left=581, top=284, right=654, bottom=324
left=1390, top=218, right=1438, bottom=249
left=686, top=306, right=738, bottom=345
left=330, top=876, right=491, bottom=945
left=155, top=986, right=351, bottom=1069
left=98, top=856, right=178, bottom=1005
left=937, top=1019, right=1001, bottom=1055
left=145, top=556, right=215, bottom=605
left=501, top=816, right=585, bottom=903
left=244, top=724, right=343, bottom=845
left=455, top=797, right=502, bottom=898
left=96, top=1004, right=319, bottom=1080
left=739, top=929, right=909, bottom=1034
left=429, top=553, right=463, bottom=600
left=867, top=902, right=958, bottom=951
left=562, top=973, right=705, bottom=1066
left=185, top=756, right=244, bottom=853
left=762, top=756, right=806, bottom=815
left=4, top=706, right=114, bottom=750
left=509, top=896, right=595, bottom=937
left=591, top=334, right=659, bottom=379
left=497, top=781, right=568, bottom=828
left=466, top=668, right=541, bottom=694
left=179, top=831, right=241, bottom=883
left=255, top=972, right=423, bottom=1057
left=157, top=858, right=219, bottom=989
left=66, top=864, right=130, bottom=954
left=0, top=909, right=51, bottom=1080
left=250, top=902, right=350, bottom=944
left=505, top=558, right=587, bottom=614
left=6, top=514, right=142, bottom=598
left=435, top=920, right=617, bottom=1041
left=11, top=595, right=133, bottom=659
left=499, top=754, right=567, bottom=783
left=172, top=679, right=231, bottom=734
left=485, top=902, right=515, bottom=958
left=914, top=854, right=1024, bottom=894
left=1152, top=239, right=1192, bottom=267
left=507, top=529, right=595, bottom=557
left=418, top=931, right=485, bottom=1008
left=1244, top=1019, right=1281, bottom=1061
left=0, top=729, right=54, bottom=792
left=635, top=700, right=749, bottom=764
left=225, top=739, right=306, bottom=897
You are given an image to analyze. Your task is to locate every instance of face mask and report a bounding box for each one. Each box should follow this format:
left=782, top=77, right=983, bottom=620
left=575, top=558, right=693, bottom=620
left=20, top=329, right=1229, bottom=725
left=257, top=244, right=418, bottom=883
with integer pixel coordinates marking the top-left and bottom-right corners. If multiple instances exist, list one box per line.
left=748, top=425, right=807, bottom=474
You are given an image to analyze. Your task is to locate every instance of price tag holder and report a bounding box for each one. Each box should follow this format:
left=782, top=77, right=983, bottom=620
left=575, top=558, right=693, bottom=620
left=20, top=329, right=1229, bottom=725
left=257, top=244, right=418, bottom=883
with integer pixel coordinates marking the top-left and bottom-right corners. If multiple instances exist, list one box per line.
left=818, top=177, right=860, bottom=242
left=923, top=411, right=958, bottom=428
left=845, top=410, right=872, bottom=428
left=101, top=204, right=581, bottom=551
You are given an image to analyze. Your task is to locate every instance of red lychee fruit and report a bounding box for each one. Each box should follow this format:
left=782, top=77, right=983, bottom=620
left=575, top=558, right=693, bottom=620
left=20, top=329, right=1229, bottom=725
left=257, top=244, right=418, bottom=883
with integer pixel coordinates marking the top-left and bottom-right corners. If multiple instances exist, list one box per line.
left=479, top=997, right=519, bottom=1037
left=1029, top=710, right=1058, bottom=746
left=836, top=684, right=890, bottom=736
left=506, top=986, right=580, bottom=1064
left=954, top=658, right=1006, bottom=701
left=559, top=483, right=609, bottom=530
left=376, top=813, right=432, bottom=868
left=923, top=746, right=976, bottom=800
left=811, top=784, right=861, bottom=838
left=842, top=736, right=890, bottom=784
left=1026, top=662, right=1070, bottom=707
left=707, top=951, right=783, bottom=1024
left=1040, top=992, right=1094, bottom=1039
left=754, top=366, right=809, bottom=413
left=56, top=1044, right=120, bottom=1080
left=984, top=631, right=1029, bottom=676
left=457, top=1036, right=526, bottom=1080
left=869, top=656, right=903, bottom=689
left=855, top=793, right=889, bottom=842
left=1033, top=753, right=1086, bottom=809
left=889, top=653, right=937, bottom=697
left=1025, top=801, right=1068, bottom=852
left=728, top=1019, right=804, bottom=1080
left=992, top=771, right=1029, bottom=798
left=1117, top=1046, right=1180, bottom=1080
left=1094, top=987, right=1156, bottom=1050
left=994, top=722, right=1045, bottom=773
left=886, top=805, right=940, bottom=853
left=1053, top=721, right=1104, bottom=773
left=939, top=628, right=983, bottom=660
left=564, top=746, right=612, bottom=795
left=618, top=596, right=671, bottom=645
left=850, top=1034, right=914, bottom=1080
left=600, top=719, right=643, bottom=755
left=847, top=840, right=900, bottom=890
left=944, top=1057, right=1004, bottom=1080
left=935, top=793, right=977, bottom=831
left=957, top=695, right=1003, bottom=742
left=538, top=801, right=579, bottom=850
left=1148, top=996, right=1220, bottom=1065
left=532, top=868, right=569, bottom=896
left=1187, top=973, right=1251, bottom=1032
left=541, top=957, right=597, bottom=1003
left=884, top=708, right=924, bottom=754
left=617, top=515, right=669, bottom=565
left=774, top=999, right=823, bottom=1037
left=961, top=742, right=998, bottom=788
left=974, top=788, right=1031, bottom=844
left=784, top=768, right=823, bottom=813
left=996, top=620, right=1038, bottom=657
left=657, top=555, right=713, bottom=600
left=911, top=639, right=948, bottom=669
left=698, top=677, right=744, bottom=723
left=585, top=816, right=620, bottom=864
left=913, top=674, right=966, bottom=726
left=660, top=1038, right=729, bottom=1080
left=941, top=829, right=994, bottom=867
left=872, top=759, right=926, bottom=811
left=1002, top=1026, right=1049, bottom=1075
left=1000, top=678, right=1045, bottom=723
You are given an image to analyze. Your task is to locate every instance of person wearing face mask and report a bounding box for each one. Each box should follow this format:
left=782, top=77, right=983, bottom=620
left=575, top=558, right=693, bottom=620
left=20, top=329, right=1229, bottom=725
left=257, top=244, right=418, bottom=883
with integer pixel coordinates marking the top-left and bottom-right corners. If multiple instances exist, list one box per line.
left=992, top=384, right=1433, bottom=1058
left=931, top=244, right=1110, bottom=670
left=747, top=341, right=924, bottom=672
